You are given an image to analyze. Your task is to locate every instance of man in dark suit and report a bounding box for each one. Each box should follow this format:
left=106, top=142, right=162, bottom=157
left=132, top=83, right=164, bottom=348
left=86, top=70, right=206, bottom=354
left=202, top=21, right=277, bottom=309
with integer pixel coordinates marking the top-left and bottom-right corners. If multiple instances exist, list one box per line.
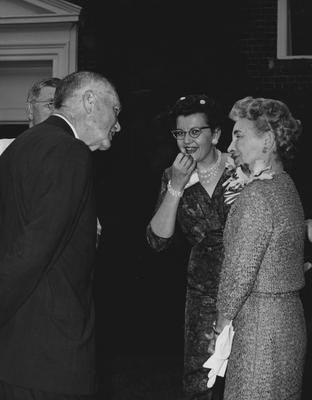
left=0, top=71, right=121, bottom=399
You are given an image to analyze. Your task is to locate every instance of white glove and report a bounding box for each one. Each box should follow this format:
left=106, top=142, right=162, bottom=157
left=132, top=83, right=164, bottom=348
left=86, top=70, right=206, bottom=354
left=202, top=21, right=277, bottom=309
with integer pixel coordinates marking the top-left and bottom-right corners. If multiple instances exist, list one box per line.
left=203, top=321, right=235, bottom=388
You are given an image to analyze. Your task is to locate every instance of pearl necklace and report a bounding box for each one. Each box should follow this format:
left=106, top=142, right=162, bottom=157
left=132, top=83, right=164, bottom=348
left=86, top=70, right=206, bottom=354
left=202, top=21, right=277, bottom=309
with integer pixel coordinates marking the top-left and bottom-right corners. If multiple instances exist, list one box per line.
left=197, top=150, right=222, bottom=184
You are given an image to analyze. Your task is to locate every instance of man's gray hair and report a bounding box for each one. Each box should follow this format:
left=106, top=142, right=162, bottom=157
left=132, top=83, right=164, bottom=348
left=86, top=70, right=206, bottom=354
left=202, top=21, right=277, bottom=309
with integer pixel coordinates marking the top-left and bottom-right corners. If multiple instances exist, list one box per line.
left=26, top=77, right=61, bottom=102
left=54, top=71, right=115, bottom=110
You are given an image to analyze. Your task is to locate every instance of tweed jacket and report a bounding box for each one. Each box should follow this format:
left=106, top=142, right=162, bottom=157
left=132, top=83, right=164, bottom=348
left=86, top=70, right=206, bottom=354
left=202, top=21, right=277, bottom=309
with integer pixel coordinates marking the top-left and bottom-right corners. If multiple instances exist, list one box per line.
left=217, top=172, right=305, bottom=320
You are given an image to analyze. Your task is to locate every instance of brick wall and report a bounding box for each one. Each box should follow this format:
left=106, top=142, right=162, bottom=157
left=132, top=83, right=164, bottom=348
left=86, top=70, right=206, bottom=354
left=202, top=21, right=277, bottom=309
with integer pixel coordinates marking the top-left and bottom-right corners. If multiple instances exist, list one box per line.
left=240, top=0, right=312, bottom=97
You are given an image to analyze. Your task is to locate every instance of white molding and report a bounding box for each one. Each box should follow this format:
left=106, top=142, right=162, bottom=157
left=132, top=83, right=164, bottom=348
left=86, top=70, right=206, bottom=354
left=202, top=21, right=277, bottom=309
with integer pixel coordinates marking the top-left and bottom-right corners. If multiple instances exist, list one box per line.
left=0, top=15, right=80, bottom=24
left=0, top=0, right=80, bottom=123
left=0, top=41, right=71, bottom=77
left=277, top=55, right=312, bottom=60
left=26, top=0, right=81, bottom=14
left=277, top=0, right=287, bottom=59
left=0, top=0, right=81, bottom=25
left=68, top=22, right=78, bottom=72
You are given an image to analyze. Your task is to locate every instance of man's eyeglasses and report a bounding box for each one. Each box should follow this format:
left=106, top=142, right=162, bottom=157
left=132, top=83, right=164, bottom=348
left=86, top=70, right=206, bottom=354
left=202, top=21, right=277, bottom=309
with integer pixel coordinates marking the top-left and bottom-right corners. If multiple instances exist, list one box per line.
left=28, top=99, right=54, bottom=110
left=171, top=126, right=210, bottom=140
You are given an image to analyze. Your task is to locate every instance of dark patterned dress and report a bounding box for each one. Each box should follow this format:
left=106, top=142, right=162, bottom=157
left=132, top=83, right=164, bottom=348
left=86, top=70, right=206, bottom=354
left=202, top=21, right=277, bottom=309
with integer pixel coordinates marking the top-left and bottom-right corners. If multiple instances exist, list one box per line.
left=147, top=167, right=231, bottom=398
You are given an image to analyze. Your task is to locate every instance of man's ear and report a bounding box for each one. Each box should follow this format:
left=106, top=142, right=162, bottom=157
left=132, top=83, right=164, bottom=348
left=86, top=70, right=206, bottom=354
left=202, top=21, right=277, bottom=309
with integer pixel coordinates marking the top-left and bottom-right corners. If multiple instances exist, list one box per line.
left=212, top=127, right=221, bottom=145
left=82, top=90, right=96, bottom=114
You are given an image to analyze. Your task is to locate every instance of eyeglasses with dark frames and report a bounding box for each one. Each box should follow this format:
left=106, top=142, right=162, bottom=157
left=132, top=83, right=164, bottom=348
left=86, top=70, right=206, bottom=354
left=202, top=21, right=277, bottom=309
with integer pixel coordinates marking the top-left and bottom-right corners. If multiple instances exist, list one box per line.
left=171, top=126, right=211, bottom=140
left=28, top=99, right=54, bottom=110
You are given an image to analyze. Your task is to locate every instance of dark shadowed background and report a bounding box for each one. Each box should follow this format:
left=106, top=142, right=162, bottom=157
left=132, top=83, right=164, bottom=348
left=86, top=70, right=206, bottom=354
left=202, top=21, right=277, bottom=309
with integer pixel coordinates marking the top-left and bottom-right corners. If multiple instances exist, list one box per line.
left=68, top=1, right=312, bottom=398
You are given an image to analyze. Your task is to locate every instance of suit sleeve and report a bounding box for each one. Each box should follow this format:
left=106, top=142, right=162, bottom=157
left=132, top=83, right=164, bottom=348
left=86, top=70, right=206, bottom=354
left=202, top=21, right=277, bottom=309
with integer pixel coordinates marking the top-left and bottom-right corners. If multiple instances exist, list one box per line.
left=217, top=184, right=273, bottom=320
left=0, top=140, right=94, bottom=326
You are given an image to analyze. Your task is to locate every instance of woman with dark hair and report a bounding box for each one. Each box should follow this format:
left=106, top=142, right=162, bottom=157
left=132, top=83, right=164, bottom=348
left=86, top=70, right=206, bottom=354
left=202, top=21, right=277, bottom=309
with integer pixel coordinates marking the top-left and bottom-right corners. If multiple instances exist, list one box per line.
left=212, top=97, right=306, bottom=400
left=147, top=94, right=231, bottom=399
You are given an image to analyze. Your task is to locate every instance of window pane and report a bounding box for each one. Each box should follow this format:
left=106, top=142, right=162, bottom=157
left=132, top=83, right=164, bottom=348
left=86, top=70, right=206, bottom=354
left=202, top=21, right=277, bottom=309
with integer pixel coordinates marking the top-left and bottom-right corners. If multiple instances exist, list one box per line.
left=290, top=0, right=312, bottom=55
left=0, top=60, right=52, bottom=123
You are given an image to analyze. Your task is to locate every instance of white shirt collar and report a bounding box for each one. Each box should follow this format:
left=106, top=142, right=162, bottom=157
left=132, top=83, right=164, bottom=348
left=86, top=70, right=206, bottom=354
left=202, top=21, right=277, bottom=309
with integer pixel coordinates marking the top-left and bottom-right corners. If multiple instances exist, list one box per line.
left=53, top=113, right=79, bottom=140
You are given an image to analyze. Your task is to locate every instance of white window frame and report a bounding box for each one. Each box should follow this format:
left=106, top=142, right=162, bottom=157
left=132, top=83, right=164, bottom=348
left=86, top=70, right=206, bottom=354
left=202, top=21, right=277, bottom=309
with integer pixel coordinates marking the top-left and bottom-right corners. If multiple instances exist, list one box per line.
left=277, top=0, right=312, bottom=59
left=0, top=0, right=81, bottom=124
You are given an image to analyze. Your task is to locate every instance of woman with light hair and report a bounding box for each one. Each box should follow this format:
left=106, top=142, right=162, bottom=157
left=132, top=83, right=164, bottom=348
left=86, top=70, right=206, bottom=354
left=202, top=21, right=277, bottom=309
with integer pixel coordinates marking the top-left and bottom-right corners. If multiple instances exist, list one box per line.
left=212, top=97, right=306, bottom=400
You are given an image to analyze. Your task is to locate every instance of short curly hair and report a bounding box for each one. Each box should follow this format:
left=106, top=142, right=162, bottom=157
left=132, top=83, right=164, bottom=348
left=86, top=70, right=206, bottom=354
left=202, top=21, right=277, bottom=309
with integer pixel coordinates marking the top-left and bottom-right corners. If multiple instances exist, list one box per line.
left=169, top=94, right=223, bottom=132
left=229, top=96, right=302, bottom=166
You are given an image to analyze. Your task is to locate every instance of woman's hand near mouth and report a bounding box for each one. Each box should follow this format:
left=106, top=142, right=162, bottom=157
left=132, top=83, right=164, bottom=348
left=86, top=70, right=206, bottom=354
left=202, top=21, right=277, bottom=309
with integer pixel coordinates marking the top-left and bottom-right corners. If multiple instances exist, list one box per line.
left=171, top=152, right=197, bottom=192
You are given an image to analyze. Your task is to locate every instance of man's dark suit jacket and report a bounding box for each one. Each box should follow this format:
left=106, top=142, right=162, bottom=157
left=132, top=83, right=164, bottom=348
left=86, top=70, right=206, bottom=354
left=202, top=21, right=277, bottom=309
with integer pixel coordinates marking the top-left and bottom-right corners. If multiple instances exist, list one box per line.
left=0, top=116, right=97, bottom=395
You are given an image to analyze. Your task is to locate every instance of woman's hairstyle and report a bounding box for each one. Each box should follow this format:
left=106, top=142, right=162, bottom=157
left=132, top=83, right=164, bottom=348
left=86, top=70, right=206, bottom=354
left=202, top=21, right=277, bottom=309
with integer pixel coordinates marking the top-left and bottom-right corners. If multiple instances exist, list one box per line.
left=169, top=94, right=223, bottom=131
left=229, top=96, right=302, bottom=166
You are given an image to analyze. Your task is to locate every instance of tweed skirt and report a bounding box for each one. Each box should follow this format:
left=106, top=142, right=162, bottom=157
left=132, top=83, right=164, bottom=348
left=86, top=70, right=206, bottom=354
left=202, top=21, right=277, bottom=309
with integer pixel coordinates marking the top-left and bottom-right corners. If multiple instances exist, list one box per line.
left=224, top=291, right=306, bottom=400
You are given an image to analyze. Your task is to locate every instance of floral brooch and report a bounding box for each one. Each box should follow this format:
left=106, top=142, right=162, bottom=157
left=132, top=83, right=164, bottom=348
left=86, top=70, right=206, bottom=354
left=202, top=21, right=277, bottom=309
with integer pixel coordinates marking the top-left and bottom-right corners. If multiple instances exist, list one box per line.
left=223, top=159, right=274, bottom=205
